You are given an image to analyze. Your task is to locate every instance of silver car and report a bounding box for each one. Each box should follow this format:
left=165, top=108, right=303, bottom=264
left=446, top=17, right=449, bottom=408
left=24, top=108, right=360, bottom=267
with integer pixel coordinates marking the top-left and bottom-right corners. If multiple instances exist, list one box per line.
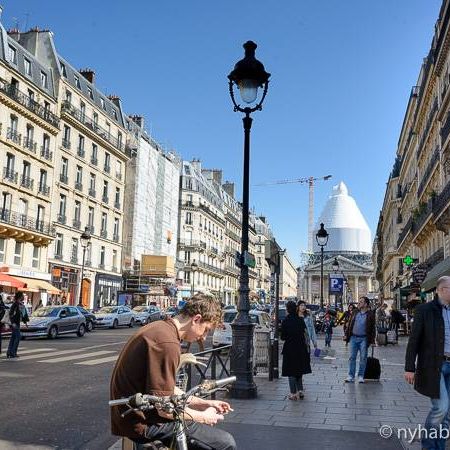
left=21, top=306, right=87, bottom=339
left=132, top=305, right=161, bottom=325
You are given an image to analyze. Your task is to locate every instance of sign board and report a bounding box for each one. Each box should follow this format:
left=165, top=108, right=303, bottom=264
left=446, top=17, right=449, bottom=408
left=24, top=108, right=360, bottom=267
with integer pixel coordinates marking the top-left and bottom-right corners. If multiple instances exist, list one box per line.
left=412, top=264, right=428, bottom=285
left=243, top=251, right=256, bottom=268
left=329, top=275, right=344, bottom=294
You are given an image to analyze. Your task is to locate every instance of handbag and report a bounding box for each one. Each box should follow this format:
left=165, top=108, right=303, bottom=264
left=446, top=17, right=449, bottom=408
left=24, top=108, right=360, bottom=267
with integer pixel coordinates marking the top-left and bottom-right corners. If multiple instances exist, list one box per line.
left=314, top=348, right=321, bottom=357
left=0, top=309, right=11, bottom=325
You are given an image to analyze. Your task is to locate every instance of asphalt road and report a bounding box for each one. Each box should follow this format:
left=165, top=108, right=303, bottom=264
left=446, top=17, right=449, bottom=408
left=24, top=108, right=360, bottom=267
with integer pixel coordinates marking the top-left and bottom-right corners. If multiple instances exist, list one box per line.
left=0, top=325, right=208, bottom=450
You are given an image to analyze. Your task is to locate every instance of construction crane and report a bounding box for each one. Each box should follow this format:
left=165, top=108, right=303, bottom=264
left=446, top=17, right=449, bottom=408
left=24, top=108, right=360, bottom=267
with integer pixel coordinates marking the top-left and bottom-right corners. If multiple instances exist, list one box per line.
left=256, top=175, right=332, bottom=253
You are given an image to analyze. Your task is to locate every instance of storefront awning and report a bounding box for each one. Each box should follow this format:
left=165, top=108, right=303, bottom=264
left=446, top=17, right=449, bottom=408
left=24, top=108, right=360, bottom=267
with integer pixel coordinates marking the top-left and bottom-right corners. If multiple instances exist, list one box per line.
left=421, top=257, right=450, bottom=292
left=0, top=273, right=26, bottom=289
left=14, top=277, right=61, bottom=294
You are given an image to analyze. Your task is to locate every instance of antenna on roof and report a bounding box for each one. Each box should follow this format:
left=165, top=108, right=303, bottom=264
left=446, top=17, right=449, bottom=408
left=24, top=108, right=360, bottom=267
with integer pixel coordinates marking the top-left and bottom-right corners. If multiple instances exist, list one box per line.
left=24, top=12, right=30, bottom=30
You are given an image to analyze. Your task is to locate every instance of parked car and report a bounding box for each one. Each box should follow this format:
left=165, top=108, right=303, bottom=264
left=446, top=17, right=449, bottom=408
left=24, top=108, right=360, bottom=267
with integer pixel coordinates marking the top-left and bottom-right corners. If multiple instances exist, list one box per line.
left=94, top=306, right=135, bottom=329
left=21, top=306, right=86, bottom=339
left=132, top=305, right=161, bottom=325
left=212, top=309, right=271, bottom=348
left=76, top=306, right=96, bottom=332
left=163, top=306, right=179, bottom=319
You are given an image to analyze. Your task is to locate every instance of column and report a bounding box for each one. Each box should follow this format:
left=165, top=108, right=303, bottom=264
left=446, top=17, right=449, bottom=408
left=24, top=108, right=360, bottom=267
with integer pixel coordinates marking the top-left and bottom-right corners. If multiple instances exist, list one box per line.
left=308, top=275, right=312, bottom=303
left=355, top=275, right=359, bottom=300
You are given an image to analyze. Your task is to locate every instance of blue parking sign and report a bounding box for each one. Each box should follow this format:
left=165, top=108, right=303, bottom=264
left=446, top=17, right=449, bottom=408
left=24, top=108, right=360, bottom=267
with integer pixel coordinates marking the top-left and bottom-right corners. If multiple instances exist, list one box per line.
left=329, top=275, right=344, bottom=294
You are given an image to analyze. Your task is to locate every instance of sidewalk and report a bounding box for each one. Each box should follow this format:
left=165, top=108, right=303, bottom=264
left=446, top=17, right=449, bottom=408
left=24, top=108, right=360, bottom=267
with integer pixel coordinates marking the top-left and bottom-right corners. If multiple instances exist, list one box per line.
left=111, top=329, right=430, bottom=450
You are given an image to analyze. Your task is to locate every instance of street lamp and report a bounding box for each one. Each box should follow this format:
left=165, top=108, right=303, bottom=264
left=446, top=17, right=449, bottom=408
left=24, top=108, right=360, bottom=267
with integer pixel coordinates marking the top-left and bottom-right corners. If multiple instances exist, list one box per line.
left=190, top=260, right=198, bottom=297
left=332, top=257, right=339, bottom=273
left=78, top=227, right=91, bottom=306
left=228, top=41, right=270, bottom=399
left=315, top=223, right=329, bottom=309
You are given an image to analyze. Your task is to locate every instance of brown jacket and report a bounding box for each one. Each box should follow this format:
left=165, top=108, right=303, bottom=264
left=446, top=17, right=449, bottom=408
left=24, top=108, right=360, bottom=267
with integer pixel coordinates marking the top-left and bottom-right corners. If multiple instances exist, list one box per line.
left=344, top=309, right=376, bottom=345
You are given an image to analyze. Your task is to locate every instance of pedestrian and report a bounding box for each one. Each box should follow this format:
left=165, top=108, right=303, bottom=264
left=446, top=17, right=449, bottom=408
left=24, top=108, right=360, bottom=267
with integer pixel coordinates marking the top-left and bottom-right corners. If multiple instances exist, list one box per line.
left=337, top=303, right=355, bottom=339
left=110, top=293, right=236, bottom=449
left=6, top=292, right=29, bottom=359
left=344, top=296, right=376, bottom=383
left=297, top=300, right=317, bottom=351
left=281, top=300, right=312, bottom=400
left=405, top=276, right=450, bottom=450
left=390, top=304, right=405, bottom=340
left=323, top=313, right=335, bottom=347
left=0, top=290, right=6, bottom=355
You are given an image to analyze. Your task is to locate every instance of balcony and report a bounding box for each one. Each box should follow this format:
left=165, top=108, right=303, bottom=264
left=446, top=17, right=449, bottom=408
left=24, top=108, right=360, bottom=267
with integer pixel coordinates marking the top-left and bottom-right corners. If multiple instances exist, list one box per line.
left=100, top=229, right=108, bottom=239
left=60, top=101, right=124, bottom=152
left=54, top=254, right=63, bottom=260
left=72, top=219, right=81, bottom=229
left=75, top=181, right=83, bottom=192
left=57, top=214, right=66, bottom=225
left=70, top=254, right=78, bottom=264
left=113, top=233, right=120, bottom=242
left=102, top=195, right=109, bottom=204
left=198, top=203, right=225, bottom=225
left=441, top=112, right=450, bottom=146
left=6, top=128, right=21, bottom=145
left=433, top=179, right=450, bottom=231
left=397, top=216, right=412, bottom=249
left=114, top=200, right=121, bottom=209
left=85, top=259, right=92, bottom=267
left=62, top=138, right=71, bottom=150
left=20, top=175, right=34, bottom=190
left=90, top=156, right=98, bottom=166
left=3, top=167, right=18, bottom=184
left=40, top=147, right=53, bottom=162
left=23, top=137, right=37, bottom=153
left=88, top=188, right=96, bottom=197
left=198, top=261, right=223, bottom=276
left=59, top=173, right=68, bottom=184
left=0, top=208, right=54, bottom=245
left=417, top=148, right=440, bottom=197
left=115, top=172, right=122, bottom=180
left=225, top=264, right=240, bottom=276
left=104, top=164, right=111, bottom=174
left=38, top=184, right=50, bottom=196
left=426, top=248, right=445, bottom=269
left=225, top=228, right=240, bottom=243
left=412, top=199, right=434, bottom=238
left=86, top=225, right=95, bottom=234
left=98, top=263, right=105, bottom=270
left=77, top=148, right=85, bottom=158
left=178, top=239, right=207, bottom=250
left=0, top=81, right=60, bottom=129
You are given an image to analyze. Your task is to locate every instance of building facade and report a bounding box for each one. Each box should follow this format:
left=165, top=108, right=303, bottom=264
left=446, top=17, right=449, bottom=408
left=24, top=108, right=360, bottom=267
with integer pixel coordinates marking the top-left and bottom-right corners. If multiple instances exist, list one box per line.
left=254, top=216, right=273, bottom=302
left=375, top=0, right=450, bottom=305
left=279, top=251, right=298, bottom=299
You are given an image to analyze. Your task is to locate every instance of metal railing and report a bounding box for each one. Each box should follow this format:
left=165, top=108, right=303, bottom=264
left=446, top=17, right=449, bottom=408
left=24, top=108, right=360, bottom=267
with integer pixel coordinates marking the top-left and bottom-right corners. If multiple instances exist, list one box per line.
left=75, top=181, right=83, bottom=191
left=100, top=229, right=108, bottom=239
left=3, top=167, right=18, bottom=183
left=77, top=148, right=85, bottom=158
left=73, top=219, right=81, bottom=229
left=198, top=261, right=223, bottom=275
left=59, top=173, right=68, bottom=184
left=57, top=214, right=66, bottom=225
left=397, top=216, right=412, bottom=249
left=38, top=184, right=50, bottom=196
left=178, top=239, right=207, bottom=249
left=88, top=188, right=96, bottom=197
left=104, top=164, right=111, bottom=173
left=113, top=233, right=119, bottom=242
left=0, top=81, right=60, bottom=128
left=226, top=228, right=240, bottom=242
left=23, top=137, right=37, bottom=153
left=102, top=195, right=109, bottom=204
left=412, top=199, right=434, bottom=236
left=0, top=208, right=53, bottom=236
left=417, top=148, right=440, bottom=197
left=40, top=146, right=53, bottom=161
left=6, top=128, right=21, bottom=145
left=61, top=101, right=124, bottom=152
left=114, top=201, right=121, bottom=209
left=20, top=175, right=34, bottom=190
left=90, top=156, right=98, bottom=166
left=198, top=203, right=226, bottom=225
left=433, top=179, right=450, bottom=219
left=62, top=138, right=71, bottom=149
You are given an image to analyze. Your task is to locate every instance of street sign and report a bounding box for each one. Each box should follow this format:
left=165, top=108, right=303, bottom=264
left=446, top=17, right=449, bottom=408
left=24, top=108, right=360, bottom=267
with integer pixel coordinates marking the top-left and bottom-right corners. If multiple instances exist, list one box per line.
left=412, top=264, right=428, bottom=285
left=243, top=251, right=256, bottom=268
left=403, top=255, right=414, bottom=266
left=329, top=275, right=344, bottom=294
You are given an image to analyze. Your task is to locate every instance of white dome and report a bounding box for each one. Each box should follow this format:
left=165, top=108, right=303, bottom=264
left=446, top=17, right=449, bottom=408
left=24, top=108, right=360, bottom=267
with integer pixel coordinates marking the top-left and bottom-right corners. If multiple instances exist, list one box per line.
left=313, top=182, right=372, bottom=254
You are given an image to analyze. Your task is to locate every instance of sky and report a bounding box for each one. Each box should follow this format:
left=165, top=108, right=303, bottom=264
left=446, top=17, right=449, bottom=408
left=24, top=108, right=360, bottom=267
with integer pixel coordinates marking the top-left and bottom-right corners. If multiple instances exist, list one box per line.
left=2, top=1, right=443, bottom=265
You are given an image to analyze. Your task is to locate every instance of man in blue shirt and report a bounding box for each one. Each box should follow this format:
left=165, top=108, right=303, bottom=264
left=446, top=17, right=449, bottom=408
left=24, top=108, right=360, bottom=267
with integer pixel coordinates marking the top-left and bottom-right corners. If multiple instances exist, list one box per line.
left=405, top=276, right=450, bottom=450
left=344, top=296, right=376, bottom=383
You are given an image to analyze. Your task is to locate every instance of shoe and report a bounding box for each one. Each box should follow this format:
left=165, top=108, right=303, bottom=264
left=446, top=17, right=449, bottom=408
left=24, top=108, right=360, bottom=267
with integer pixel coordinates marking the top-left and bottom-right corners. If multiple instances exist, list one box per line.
left=297, top=391, right=304, bottom=399
left=287, top=393, right=298, bottom=401
left=345, top=376, right=354, bottom=383
left=358, top=376, right=365, bottom=383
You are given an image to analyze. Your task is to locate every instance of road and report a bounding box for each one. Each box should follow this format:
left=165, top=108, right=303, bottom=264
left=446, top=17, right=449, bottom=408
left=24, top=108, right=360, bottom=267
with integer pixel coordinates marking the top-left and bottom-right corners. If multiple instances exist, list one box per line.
left=0, top=325, right=208, bottom=449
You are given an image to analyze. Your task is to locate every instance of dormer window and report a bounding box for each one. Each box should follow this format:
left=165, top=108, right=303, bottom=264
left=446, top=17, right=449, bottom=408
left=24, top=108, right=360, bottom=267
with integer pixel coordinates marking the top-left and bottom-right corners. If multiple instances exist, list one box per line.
left=60, top=62, right=67, bottom=77
left=8, top=45, right=17, bottom=64
left=24, top=58, right=32, bottom=76
left=74, top=75, right=81, bottom=89
left=40, top=71, right=48, bottom=89
left=88, top=87, right=93, bottom=100
left=100, top=98, right=106, bottom=110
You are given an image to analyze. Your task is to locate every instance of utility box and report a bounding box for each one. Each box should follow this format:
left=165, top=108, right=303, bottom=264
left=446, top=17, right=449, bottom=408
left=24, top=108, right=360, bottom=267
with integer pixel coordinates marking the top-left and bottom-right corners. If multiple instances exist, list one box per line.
left=141, top=255, right=175, bottom=278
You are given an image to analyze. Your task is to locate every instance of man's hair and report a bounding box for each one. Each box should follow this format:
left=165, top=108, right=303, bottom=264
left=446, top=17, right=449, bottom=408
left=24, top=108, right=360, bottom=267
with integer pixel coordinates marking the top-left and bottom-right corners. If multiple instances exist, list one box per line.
left=296, top=300, right=310, bottom=315
left=360, top=296, right=370, bottom=307
left=179, top=293, right=222, bottom=326
left=14, top=292, right=23, bottom=302
left=437, top=276, right=450, bottom=290
left=286, top=300, right=297, bottom=315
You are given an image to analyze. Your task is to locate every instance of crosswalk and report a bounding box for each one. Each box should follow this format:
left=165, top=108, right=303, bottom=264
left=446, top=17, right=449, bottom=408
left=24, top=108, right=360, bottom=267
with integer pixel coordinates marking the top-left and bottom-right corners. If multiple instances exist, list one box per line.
left=0, top=344, right=121, bottom=366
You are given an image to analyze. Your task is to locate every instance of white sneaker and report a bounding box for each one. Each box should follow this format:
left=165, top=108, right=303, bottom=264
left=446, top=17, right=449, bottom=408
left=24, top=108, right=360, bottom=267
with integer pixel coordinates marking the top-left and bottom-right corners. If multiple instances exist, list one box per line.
left=358, top=376, right=365, bottom=383
left=345, top=376, right=354, bottom=383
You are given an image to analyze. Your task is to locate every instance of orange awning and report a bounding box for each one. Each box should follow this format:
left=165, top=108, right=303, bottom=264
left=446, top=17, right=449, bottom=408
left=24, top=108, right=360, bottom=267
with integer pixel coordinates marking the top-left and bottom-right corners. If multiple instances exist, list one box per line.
left=0, top=273, right=26, bottom=289
left=15, top=277, right=61, bottom=294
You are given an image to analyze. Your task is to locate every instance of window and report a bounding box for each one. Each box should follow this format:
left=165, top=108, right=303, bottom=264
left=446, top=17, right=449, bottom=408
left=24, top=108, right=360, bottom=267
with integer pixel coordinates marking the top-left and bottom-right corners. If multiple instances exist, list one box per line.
left=71, top=238, right=78, bottom=261
left=13, top=241, right=23, bottom=265
left=100, top=98, right=106, bottom=110
left=55, top=233, right=63, bottom=256
left=27, top=89, right=35, bottom=101
left=37, top=205, right=45, bottom=231
left=80, top=102, right=86, bottom=119
left=116, top=160, right=122, bottom=178
left=74, top=201, right=81, bottom=221
left=115, top=187, right=120, bottom=205
left=112, top=250, right=117, bottom=270
left=18, top=199, right=27, bottom=222
left=1, top=192, right=12, bottom=213
left=91, top=144, right=98, bottom=162
left=104, top=152, right=110, bottom=170
left=74, top=75, right=81, bottom=89
left=185, top=212, right=192, bottom=225
left=76, top=166, right=83, bottom=183
left=185, top=251, right=191, bottom=263
left=59, top=194, right=66, bottom=216
left=22, top=161, right=30, bottom=179
left=26, top=124, right=34, bottom=141
left=40, top=71, right=48, bottom=89
left=87, top=87, right=93, bottom=100
left=90, top=173, right=96, bottom=190
left=43, top=134, right=50, bottom=151
left=118, top=132, right=122, bottom=148
left=32, top=246, right=40, bottom=268
left=63, top=125, right=71, bottom=145
left=103, top=180, right=108, bottom=198
left=60, top=62, right=67, bottom=77
left=0, top=238, right=5, bottom=263
left=10, top=115, right=18, bottom=133
left=100, top=246, right=105, bottom=266
left=24, top=58, right=32, bottom=76
left=93, top=112, right=98, bottom=126
left=113, top=218, right=119, bottom=237
left=184, top=271, right=191, bottom=283
left=113, top=109, right=118, bottom=120
left=61, top=157, right=68, bottom=176
left=8, top=45, right=17, bottom=64
left=88, top=207, right=94, bottom=227
left=65, top=89, right=72, bottom=103
left=78, top=135, right=85, bottom=153
left=6, top=153, right=15, bottom=172
left=101, top=212, right=107, bottom=232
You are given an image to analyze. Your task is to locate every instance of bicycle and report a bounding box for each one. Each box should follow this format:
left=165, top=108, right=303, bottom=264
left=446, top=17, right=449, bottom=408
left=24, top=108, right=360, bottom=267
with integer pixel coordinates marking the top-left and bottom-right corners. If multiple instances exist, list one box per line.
left=110, top=366, right=236, bottom=450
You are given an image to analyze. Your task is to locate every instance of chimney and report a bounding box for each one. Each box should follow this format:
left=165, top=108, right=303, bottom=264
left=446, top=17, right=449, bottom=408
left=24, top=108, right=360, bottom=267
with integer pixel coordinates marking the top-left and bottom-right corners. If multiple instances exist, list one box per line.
left=79, top=68, right=95, bottom=84
left=7, top=28, right=20, bottom=42
left=108, top=95, right=121, bottom=108
left=191, top=158, right=202, bottom=173
left=222, top=181, right=235, bottom=198
left=212, top=170, right=223, bottom=185
left=130, top=115, right=144, bottom=129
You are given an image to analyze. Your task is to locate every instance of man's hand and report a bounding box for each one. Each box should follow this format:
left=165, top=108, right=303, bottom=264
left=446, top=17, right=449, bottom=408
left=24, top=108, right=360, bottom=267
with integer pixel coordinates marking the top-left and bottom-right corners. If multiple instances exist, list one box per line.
left=404, top=371, right=415, bottom=384
left=201, top=406, right=224, bottom=426
left=207, top=400, right=233, bottom=414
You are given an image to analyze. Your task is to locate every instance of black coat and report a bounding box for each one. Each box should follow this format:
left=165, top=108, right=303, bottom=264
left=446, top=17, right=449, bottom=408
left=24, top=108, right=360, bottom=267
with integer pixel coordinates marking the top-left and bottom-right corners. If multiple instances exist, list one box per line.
left=281, top=314, right=312, bottom=377
left=405, top=298, right=445, bottom=399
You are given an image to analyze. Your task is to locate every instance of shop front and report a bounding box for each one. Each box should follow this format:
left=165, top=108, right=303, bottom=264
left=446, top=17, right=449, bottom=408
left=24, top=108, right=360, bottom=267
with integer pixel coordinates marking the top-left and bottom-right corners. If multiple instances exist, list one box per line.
left=50, top=264, right=79, bottom=305
left=94, top=273, right=122, bottom=309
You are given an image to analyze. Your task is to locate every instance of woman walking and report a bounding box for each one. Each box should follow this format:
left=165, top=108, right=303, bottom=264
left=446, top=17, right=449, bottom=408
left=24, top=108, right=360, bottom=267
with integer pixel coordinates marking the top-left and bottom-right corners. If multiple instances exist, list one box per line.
left=7, top=292, right=29, bottom=359
left=323, top=313, right=335, bottom=347
left=297, top=300, right=317, bottom=351
left=281, top=300, right=312, bottom=400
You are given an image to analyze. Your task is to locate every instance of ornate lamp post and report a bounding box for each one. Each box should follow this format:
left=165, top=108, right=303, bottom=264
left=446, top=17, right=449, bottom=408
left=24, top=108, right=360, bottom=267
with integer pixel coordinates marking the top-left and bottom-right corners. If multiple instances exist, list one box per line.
left=190, top=260, right=198, bottom=297
left=78, top=227, right=91, bottom=306
left=228, top=41, right=270, bottom=399
left=316, top=223, right=329, bottom=309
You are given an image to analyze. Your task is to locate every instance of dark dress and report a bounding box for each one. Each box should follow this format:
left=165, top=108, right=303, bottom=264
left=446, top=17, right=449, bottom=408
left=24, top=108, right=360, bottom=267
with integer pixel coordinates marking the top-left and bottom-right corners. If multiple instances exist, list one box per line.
left=281, top=314, right=312, bottom=377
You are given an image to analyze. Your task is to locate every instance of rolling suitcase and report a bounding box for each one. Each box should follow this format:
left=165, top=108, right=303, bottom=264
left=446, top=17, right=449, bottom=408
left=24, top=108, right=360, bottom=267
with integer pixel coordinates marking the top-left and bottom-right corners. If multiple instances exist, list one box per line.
left=376, top=332, right=387, bottom=346
left=387, top=330, right=397, bottom=345
left=364, top=346, right=381, bottom=381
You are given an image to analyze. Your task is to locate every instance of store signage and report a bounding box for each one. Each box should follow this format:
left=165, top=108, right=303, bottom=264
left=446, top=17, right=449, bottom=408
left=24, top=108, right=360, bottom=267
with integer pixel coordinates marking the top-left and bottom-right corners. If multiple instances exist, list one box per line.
left=412, top=264, right=428, bottom=285
left=403, top=255, right=414, bottom=266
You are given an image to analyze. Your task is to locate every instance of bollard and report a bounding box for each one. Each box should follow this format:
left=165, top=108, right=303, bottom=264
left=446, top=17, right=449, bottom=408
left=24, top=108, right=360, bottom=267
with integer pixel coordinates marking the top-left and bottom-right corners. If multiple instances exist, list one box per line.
left=272, top=338, right=279, bottom=379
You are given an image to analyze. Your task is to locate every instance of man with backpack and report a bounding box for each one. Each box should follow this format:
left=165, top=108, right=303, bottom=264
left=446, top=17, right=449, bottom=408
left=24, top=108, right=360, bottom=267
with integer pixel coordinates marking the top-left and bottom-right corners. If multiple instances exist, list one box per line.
left=6, top=292, right=29, bottom=359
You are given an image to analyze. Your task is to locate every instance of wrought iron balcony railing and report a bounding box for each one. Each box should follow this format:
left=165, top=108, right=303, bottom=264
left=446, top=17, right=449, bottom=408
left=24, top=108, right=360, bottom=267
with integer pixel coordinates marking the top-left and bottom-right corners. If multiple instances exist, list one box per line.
left=0, top=208, right=54, bottom=236
left=77, top=148, right=85, bottom=158
left=3, top=167, right=18, bottom=184
left=75, top=181, right=83, bottom=192
left=62, top=138, right=71, bottom=149
left=113, top=233, right=120, bottom=242
left=6, top=128, right=21, bottom=145
left=72, top=219, right=81, bottom=229
left=38, top=184, right=50, bottom=196
left=20, top=175, right=34, bottom=190
left=88, top=188, right=96, bottom=197
left=100, top=229, right=108, bottom=239
left=40, top=146, right=53, bottom=161
left=23, top=137, right=37, bottom=153
left=90, top=156, right=98, bottom=166
left=57, top=214, right=66, bottom=225
left=0, top=82, right=60, bottom=128
left=59, top=173, right=68, bottom=184
left=433, top=179, right=450, bottom=219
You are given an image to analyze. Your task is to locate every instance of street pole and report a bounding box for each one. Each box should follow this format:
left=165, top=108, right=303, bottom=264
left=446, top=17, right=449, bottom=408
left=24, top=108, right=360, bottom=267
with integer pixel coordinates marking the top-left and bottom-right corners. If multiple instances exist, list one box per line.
left=320, top=246, right=324, bottom=309
left=273, top=255, right=280, bottom=379
left=78, top=246, right=86, bottom=306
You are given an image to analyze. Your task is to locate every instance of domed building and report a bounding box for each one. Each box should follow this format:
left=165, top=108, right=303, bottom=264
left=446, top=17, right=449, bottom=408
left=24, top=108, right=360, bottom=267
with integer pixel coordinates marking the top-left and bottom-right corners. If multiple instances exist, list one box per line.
left=301, top=182, right=375, bottom=306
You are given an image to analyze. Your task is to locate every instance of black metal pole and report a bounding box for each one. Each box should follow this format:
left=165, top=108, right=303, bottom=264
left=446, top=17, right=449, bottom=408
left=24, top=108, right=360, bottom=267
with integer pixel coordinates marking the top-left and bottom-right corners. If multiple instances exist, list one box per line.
left=78, top=246, right=86, bottom=306
left=320, top=246, right=324, bottom=309
left=230, top=110, right=257, bottom=399
left=273, top=262, right=280, bottom=379
left=191, top=270, right=195, bottom=297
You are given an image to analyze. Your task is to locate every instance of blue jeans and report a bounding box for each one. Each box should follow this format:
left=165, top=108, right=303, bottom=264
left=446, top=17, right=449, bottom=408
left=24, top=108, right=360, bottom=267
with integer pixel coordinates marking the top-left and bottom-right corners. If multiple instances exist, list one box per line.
left=348, top=336, right=368, bottom=378
left=288, top=376, right=303, bottom=394
left=7, top=324, right=21, bottom=357
left=325, top=332, right=332, bottom=346
left=423, top=361, right=450, bottom=449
